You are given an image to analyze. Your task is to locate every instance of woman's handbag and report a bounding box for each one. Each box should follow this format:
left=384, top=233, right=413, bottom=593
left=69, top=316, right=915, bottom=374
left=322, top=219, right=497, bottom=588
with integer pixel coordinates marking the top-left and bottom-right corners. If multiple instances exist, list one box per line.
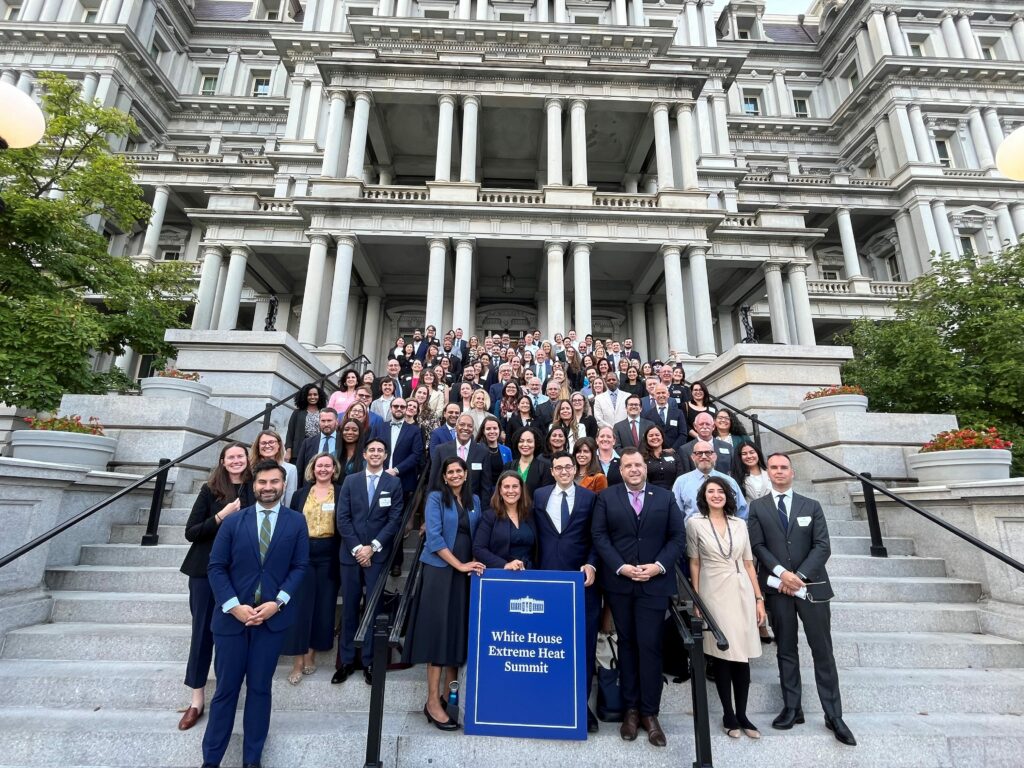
left=596, top=634, right=624, bottom=722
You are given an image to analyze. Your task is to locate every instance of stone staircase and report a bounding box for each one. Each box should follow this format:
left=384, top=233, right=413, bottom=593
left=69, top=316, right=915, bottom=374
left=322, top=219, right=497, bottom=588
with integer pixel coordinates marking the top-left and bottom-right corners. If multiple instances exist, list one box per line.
left=2, top=500, right=1024, bottom=768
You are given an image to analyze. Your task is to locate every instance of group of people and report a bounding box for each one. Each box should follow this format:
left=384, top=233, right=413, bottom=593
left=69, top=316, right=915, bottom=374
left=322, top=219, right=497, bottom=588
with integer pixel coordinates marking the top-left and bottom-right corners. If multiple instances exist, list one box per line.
left=179, top=326, right=855, bottom=768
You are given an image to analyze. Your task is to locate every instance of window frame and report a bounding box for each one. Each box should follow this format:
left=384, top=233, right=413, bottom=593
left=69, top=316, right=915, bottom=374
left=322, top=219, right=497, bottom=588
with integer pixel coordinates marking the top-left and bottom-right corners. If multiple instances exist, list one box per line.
left=250, top=74, right=272, bottom=98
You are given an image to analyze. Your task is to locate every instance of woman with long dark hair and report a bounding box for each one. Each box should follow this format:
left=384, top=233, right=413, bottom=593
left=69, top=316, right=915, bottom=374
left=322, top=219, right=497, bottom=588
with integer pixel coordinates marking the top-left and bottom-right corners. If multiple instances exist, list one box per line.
left=505, top=427, right=552, bottom=496
left=473, top=470, right=536, bottom=571
left=404, top=456, right=484, bottom=731
left=336, top=417, right=366, bottom=481
left=326, top=369, right=361, bottom=416
left=177, top=443, right=254, bottom=730
left=248, top=429, right=297, bottom=504
left=505, top=394, right=537, bottom=437
left=684, top=380, right=717, bottom=439
left=573, top=437, right=608, bottom=494
left=640, top=424, right=681, bottom=491
left=286, top=383, right=326, bottom=463
left=477, top=414, right=512, bottom=488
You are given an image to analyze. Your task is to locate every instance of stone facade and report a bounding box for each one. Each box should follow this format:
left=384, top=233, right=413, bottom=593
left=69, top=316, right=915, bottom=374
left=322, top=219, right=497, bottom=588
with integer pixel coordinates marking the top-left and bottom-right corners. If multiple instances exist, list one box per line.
left=2, top=0, right=1023, bottom=370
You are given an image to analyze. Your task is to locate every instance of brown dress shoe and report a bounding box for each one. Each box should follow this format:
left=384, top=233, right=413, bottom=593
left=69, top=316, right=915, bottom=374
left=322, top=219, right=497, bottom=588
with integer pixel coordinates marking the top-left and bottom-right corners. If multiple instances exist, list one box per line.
left=619, top=708, right=640, bottom=741
left=177, top=706, right=203, bottom=731
left=640, top=714, right=667, bottom=747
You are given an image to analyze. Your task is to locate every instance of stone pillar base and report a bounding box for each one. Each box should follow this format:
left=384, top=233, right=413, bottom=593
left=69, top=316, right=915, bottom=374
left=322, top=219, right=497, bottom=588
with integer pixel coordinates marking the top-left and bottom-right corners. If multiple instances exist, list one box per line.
left=542, top=185, right=596, bottom=206
left=427, top=181, right=481, bottom=202
left=656, top=189, right=708, bottom=209
left=307, top=178, right=365, bottom=199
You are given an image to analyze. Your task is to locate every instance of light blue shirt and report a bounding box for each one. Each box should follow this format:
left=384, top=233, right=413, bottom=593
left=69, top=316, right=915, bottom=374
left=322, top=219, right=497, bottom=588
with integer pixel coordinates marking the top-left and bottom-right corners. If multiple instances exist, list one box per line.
left=672, top=469, right=748, bottom=520
left=318, top=433, right=336, bottom=455
left=221, top=502, right=291, bottom=612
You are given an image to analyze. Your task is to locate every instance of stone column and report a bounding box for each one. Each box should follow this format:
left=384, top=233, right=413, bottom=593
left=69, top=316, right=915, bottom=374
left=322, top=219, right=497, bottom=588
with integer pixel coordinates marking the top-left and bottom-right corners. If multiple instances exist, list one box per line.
left=994, top=203, right=1017, bottom=248
left=867, top=10, right=892, bottom=59
left=298, top=234, right=331, bottom=346
left=661, top=245, right=688, bottom=356
left=874, top=118, right=898, bottom=176
left=572, top=241, right=592, bottom=339
left=908, top=105, right=935, bottom=163
left=284, top=81, right=305, bottom=140
left=884, top=10, right=908, bottom=55
left=1010, top=203, right=1024, bottom=239
left=460, top=95, right=480, bottom=184
left=100, top=0, right=124, bottom=24
left=320, top=91, right=348, bottom=178
left=39, top=0, right=62, bottom=22
left=475, top=0, right=487, bottom=20
left=629, top=299, right=648, bottom=361
left=786, top=263, right=816, bottom=346
left=361, top=294, right=383, bottom=366
left=536, top=0, right=548, bottom=23
left=889, top=105, right=919, bottom=165
left=955, top=13, right=981, bottom=59
left=939, top=13, right=964, bottom=58
left=629, top=0, right=643, bottom=26
left=614, top=0, right=627, bottom=26
left=458, top=0, right=471, bottom=19
left=425, top=237, right=447, bottom=334
left=893, top=209, right=922, bottom=281
left=435, top=94, right=456, bottom=182
left=685, top=1, right=701, bottom=45
left=569, top=99, right=588, bottom=186
left=930, top=200, right=957, bottom=257
left=545, top=241, right=566, bottom=338
left=982, top=107, right=1004, bottom=155
left=344, top=91, right=372, bottom=180
left=773, top=70, right=792, bottom=116
left=854, top=27, right=874, bottom=74
left=651, top=102, right=675, bottom=190
left=835, top=208, right=863, bottom=278
left=701, top=0, right=717, bottom=46
left=967, top=108, right=995, bottom=168
left=323, top=235, right=356, bottom=348
left=711, top=94, right=729, bottom=155
left=1012, top=15, right=1024, bottom=61
left=545, top=98, right=564, bottom=186
left=674, top=104, right=699, bottom=189
left=553, top=0, right=566, bottom=23
left=452, top=238, right=474, bottom=335
left=192, top=245, right=224, bottom=330
left=907, top=201, right=941, bottom=265
left=139, top=185, right=170, bottom=260
left=687, top=246, right=715, bottom=357
left=763, top=262, right=790, bottom=345
left=216, top=246, right=249, bottom=331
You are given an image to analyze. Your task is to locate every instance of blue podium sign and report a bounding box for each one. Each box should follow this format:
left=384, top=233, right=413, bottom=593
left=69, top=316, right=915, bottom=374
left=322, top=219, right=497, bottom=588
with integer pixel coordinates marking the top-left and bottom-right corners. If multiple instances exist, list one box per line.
left=464, top=570, right=586, bottom=740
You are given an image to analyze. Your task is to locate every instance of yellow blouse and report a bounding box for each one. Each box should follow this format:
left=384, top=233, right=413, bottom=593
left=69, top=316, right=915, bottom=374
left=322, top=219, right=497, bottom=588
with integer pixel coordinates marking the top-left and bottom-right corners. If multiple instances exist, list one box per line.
left=303, top=486, right=336, bottom=539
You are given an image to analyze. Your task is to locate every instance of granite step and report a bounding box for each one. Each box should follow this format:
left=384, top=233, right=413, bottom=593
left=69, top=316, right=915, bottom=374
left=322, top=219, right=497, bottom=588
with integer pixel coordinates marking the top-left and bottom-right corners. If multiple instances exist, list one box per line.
left=831, top=536, right=914, bottom=556
left=0, top=707, right=1021, bottom=767
left=827, top=577, right=981, bottom=603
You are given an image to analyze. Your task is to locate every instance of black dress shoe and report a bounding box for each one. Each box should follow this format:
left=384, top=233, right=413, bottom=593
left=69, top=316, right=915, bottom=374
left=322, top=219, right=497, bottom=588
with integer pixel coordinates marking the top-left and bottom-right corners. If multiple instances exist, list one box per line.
left=825, top=716, right=857, bottom=746
left=619, top=708, right=640, bottom=741
left=390, top=564, right=402, bottom=578
left=587, top=707, right=599, bottom=733
left=363, top=666, right=373, bottom=685
left=423, top=704, right=458, bottom=731
left=772, top=707, right=805, bottom=730
left=331, top=663, right=355, bottom=684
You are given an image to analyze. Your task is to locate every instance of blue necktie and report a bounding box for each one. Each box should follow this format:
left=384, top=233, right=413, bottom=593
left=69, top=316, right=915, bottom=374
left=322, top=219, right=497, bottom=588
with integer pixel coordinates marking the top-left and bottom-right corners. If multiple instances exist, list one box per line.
left=777, top=494, right=788, bottom=532
left=368, top=474, right=378, bottom=506
left=560, top=490, right=570, bottom=532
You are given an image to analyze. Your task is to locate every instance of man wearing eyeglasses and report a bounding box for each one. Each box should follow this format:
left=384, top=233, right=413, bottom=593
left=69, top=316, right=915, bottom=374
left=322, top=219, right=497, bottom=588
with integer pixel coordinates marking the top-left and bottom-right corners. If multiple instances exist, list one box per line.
left=673, top=412, right=732, bottom=473
left=671, top=440, right=748, bottom=520
left=532, top=452, right=601, bottom=733
left=746, top=452, right=855, bottom=747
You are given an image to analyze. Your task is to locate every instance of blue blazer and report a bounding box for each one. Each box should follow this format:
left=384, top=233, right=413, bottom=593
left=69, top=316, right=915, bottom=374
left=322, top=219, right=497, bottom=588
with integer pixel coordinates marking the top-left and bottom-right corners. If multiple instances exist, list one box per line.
left=642, top=404, right=686, bottom=446
left=420, top=490, right=482, bottom=568
left=591, top=484, right=685, bottom=598
left=207, top=504, right=310, bottom=634
left=385, top=421, right=425, bottom=493
left=428, top=424, right=456, bottom=452
left=532, top=485, right=598, bottom=572
left=473, top=507, right=537, bottom=569
left=336, top=471, right=404, bottom=566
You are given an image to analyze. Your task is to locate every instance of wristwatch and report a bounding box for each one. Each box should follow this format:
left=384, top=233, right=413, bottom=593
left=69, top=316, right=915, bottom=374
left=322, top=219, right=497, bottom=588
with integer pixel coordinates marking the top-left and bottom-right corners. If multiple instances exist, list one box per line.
left=275, top=598, right=285, bottom=611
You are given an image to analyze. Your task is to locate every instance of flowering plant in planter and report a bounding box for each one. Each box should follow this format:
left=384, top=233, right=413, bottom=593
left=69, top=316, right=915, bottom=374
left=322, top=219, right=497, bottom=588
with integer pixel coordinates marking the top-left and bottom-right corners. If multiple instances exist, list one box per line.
left=155, top=368, right=201, bottom=382
left=24, top=415, right=105, bottom=436
left=803, top=384, right=865, bottom=401
left=921, top=426, right=1013, bottom=453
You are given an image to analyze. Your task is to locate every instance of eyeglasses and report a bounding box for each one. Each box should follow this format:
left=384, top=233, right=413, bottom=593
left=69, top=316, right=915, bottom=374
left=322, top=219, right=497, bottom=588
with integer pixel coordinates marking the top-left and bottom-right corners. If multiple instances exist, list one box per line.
left=552, top=465, right=575, bottom=472
left=258, top=441, right=279, bottom=448
left=693, top=450, right=716, bottom=457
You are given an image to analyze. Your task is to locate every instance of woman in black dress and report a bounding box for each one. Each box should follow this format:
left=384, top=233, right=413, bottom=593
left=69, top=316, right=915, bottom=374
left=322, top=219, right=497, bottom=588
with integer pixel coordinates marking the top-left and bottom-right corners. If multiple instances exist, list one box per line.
left=177, top=442, right=254, bottom=730
left=285, top=383, right=326, bottom=463
left=505, top=426, right=552, bottom=496
left=406, top=456, right=484, bottom=730
left=473, top=471, right=536, bottom=571
left=640, top=425, right=682, bottom=491
left=505, top=394, right=537, bottom=437
left=476, top=415, right=512, bottom=495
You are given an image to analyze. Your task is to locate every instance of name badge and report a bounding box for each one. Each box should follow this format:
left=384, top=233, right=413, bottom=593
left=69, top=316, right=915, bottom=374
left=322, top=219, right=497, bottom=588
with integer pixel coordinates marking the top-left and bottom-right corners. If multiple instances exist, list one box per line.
left=471, top=462, right=483, bottom=471
left=664, top=455, right=674, bottom=462
left=321, top=502, right=335, bottom=513
left=718, top=447, right=730, bottom=454
left=380, top=497, right=392, bottom=507
left=669, top=419, right=678, bottom=426
left=797, top=516, right=811, bottom=527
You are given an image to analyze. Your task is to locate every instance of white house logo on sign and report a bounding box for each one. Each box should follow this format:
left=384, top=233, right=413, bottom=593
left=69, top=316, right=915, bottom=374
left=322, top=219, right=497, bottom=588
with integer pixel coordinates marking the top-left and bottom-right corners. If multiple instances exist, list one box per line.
left=509, top=596, right=545, bottom=615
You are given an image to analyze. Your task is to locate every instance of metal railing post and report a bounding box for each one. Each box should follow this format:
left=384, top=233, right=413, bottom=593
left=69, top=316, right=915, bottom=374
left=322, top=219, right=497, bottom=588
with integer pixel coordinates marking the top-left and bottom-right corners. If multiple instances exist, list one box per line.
left=141, top=458, right=171, bottom=546
left=363, top=613, right=391, bottom=768
left=262, top=402, right=273, bottom=430
left=751, top=413, right=763, bottom=454
left=688, top=612, right=714, bottom=768
left=860, top=472, right=889, bottom=558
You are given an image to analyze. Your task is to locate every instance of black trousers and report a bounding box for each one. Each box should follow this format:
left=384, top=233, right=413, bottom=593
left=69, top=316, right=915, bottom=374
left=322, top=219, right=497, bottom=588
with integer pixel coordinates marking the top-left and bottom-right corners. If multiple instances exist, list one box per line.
left=184, top=576, right=216, bottom=689
left=606, top=591, right=668, bottom=716
left=766, top=593, right=843, bottom=719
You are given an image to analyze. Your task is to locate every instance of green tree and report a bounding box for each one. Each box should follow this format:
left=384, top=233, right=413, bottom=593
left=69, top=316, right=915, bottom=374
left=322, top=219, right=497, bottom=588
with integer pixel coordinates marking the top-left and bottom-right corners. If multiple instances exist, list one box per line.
left=0, top=73, right=191, bottom=411
left=841, top=243, right=1024, bottom=472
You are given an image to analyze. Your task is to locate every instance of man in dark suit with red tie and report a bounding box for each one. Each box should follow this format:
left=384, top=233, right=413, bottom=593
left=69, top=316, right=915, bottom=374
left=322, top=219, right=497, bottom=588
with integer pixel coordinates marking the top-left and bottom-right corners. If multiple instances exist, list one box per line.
left=591, top=448, right=685, bottom=748
left=201, top=460, right=309, bottom=768
left=532, top=452, right=600, bottom=732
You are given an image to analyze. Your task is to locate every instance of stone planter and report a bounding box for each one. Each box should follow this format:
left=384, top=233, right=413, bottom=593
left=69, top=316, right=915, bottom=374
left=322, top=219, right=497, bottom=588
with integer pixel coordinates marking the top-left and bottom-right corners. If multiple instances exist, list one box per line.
left=139, top=376, right=212, bottom=402
left=799, top=393, right=869, bottom=420
left=10, top=430, right=117, bottom=470
left=907, top=448, right=1013, bottom=485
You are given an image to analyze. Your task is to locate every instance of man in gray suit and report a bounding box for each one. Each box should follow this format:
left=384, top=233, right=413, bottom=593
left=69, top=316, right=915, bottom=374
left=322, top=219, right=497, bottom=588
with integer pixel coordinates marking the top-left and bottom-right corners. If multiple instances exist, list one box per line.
left=747, top=452, right=856, bottom=747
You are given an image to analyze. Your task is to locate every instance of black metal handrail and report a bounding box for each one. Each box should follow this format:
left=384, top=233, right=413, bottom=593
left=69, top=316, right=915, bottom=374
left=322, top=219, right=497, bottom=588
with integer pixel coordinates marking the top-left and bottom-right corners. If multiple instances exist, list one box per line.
left=722, top=394, right=1024, bottom=575
left=676, top=565, right=729, bottom=652
left=0, top=355, right=371, bottom=570
left=668, top=599, right=714, bottom=768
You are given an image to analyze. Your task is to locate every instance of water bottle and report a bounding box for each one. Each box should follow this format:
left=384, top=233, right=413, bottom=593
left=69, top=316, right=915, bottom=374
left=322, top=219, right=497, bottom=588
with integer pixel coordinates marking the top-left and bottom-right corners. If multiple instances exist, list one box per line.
left=446, top=680, right=460, bottom=723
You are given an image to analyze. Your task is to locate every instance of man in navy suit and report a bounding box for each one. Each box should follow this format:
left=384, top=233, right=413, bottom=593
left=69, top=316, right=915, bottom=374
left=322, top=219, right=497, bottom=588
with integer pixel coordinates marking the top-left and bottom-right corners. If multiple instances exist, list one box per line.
left=592, top=449, right=685, bottom=748
left=201, top=460, right=309, bottom=768
left=428, top=402, right=462, bottom=452
left=429, top=413, right=493, bottom=502
left=532, top=452, right=600, bottom=733
left=488, top=363, right=514, bottom=406
left=295, top=408, right=340, bottom=478
left=334, top=438, right=404, bottom=684
left=642, top=383, right=685, bottom=446
left=383, top=397, right=424, bottom=576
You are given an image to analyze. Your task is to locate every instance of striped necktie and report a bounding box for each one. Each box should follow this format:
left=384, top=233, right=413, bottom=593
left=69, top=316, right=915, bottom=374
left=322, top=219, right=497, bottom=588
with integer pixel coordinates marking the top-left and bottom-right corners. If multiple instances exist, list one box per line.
left=255, top=510, right=272, bottom=603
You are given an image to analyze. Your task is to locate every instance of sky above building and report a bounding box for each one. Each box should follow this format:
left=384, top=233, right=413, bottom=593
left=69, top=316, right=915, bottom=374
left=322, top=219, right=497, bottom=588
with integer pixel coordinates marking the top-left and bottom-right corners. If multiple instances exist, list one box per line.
left=764, top=0, right=813, bottom=15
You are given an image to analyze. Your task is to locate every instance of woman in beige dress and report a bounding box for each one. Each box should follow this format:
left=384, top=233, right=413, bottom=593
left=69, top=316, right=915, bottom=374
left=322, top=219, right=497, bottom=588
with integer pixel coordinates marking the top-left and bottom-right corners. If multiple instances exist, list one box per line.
left=686, top=477, right=766, bottom=740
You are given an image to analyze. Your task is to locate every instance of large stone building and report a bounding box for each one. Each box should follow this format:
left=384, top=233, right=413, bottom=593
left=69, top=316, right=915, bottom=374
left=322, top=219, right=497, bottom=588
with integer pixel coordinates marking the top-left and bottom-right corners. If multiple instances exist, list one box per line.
left=2, top=0, right=1023, bottom=371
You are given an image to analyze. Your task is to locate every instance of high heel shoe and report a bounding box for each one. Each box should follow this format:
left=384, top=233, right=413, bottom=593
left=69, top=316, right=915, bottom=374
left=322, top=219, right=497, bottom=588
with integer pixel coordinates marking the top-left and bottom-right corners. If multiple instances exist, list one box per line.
left=738, top=718, right=761, bottom=739
left=423, top=704, right=458, bottom=731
